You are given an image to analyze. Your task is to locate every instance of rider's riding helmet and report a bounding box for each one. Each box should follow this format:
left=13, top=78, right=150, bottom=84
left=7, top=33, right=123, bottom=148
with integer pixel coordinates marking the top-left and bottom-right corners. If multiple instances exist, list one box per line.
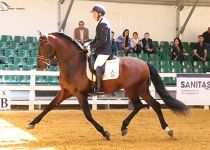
left=90, top=4, right=106, bottom=16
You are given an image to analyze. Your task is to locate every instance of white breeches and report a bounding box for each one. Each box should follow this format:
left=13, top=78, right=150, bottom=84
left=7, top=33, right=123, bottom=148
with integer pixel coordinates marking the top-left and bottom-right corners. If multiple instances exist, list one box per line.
left=94, top=54, right=109, bottom=70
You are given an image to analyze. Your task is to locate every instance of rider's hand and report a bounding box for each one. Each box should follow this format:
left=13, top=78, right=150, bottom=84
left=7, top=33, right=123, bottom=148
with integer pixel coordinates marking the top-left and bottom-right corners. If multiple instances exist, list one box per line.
left=83, top=42, right=90, bottom=48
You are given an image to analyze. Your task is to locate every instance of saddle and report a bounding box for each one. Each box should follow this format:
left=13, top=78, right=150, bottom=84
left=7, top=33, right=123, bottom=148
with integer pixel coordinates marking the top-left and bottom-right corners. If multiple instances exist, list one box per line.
left=88, top=53, right=117, bottom=75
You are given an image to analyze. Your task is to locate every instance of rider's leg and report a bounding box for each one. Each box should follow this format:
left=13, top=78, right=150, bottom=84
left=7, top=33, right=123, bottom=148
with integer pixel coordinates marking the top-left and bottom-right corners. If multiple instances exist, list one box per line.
left=94, top=55, right=109, bottom=94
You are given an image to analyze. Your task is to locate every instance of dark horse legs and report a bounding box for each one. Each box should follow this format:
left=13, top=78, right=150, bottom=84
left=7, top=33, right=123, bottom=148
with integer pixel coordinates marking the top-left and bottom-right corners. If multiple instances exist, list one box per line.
left=28, top=90, right=70, bottom=128
left=77, top=94, right=110, bottom=140
left=121, top=97, right=145, bottom=136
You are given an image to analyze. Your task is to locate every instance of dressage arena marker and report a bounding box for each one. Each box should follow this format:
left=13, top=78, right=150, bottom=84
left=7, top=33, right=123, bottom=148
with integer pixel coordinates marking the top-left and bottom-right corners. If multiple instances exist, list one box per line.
left=0, top=118, right=55, bottom=149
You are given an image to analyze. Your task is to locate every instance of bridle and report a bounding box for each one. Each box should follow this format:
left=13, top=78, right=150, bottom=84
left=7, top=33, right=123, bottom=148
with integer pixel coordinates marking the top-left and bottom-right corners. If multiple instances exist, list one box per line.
left=37, top=39, right=54, bottom=67
left=38, top=36, right=87, bottom=68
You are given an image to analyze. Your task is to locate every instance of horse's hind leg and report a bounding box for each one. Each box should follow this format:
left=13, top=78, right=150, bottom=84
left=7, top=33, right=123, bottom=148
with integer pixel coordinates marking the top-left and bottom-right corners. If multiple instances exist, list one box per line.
left=28, top=90, right=70, bottom=129
left=121, top=96, right=145, bottom=136
left=141, top=91, right=174, bottom=137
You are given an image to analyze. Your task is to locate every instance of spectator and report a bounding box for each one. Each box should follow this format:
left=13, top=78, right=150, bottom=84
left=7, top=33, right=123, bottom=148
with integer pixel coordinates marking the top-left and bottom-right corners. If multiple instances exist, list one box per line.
left=171, top=38, right=188, bottom=61
left=142, top=32, right=156, bottom=55
left=193, top=35, right=207, bottom=62
left=117, top=29, right=131, bottom=56
left=130, top=32, right=143, bottom=56
left=203, top=26, right=210, bottom=51
left=74, top=21, right=89, bottom=45
left=111, top=31, right=119, bottom=55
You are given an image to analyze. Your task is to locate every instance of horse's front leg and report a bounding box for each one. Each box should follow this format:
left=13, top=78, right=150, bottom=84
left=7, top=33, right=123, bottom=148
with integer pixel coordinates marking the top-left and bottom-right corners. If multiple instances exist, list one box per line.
left=77, top=94, right=110, bottom=140
left=28, top=89, right=70, bottom=129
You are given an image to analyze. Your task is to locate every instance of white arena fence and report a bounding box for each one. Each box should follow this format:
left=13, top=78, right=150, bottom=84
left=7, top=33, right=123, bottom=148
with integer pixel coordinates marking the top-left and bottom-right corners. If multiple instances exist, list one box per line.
left=0, top=70, right=209, bottom=110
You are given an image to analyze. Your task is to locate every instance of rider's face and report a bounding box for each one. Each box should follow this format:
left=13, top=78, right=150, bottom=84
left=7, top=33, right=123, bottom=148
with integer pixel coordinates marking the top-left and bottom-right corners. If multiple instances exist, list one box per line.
left=92, top=11, right=98, bottom=21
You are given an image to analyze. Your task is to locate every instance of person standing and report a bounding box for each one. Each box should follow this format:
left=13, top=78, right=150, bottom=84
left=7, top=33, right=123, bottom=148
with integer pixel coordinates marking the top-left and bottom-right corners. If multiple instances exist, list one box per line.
left=74, top=21, right=89, bottom=45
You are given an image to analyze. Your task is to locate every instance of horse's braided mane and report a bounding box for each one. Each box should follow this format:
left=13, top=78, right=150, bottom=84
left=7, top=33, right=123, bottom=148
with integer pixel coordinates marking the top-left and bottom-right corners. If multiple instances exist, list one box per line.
left=50, top=32, right=84, bottom=50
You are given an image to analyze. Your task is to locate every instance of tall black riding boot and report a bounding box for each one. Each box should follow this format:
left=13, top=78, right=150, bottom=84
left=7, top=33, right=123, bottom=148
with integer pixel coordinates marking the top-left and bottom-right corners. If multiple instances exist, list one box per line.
left=95, top=66, right=103, bottom=94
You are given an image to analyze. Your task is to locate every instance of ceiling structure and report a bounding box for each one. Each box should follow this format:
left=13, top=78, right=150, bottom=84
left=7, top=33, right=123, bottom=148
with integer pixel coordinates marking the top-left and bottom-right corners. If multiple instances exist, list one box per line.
left=84, top=0, right=210, bottom=6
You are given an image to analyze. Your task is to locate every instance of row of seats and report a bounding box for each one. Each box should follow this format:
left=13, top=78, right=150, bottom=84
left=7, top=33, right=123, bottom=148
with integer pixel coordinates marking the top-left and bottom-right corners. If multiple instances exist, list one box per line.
left=0, top=64, right=58, bottom=71
left=0, top=49, right=38, bottom=58
left=0, top=75, right=59, bottom=85
left=0, top=41, right=39, bottom=51
left=0, top=35, right=38, bottom=43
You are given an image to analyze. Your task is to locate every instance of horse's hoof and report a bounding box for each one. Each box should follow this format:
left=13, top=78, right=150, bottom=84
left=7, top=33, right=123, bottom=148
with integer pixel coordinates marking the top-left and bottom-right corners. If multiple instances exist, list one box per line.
left=165, top=127, right=173, bottom=137
left=104, top=131, right=110, bottom=140
left=121, top=128, right=128, bottom=136
left=27, top=124, right=35, bottom=129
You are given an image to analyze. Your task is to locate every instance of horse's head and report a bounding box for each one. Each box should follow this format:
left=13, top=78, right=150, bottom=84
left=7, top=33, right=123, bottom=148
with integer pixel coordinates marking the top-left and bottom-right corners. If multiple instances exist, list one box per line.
left=37, top=31, right=56, bottom=70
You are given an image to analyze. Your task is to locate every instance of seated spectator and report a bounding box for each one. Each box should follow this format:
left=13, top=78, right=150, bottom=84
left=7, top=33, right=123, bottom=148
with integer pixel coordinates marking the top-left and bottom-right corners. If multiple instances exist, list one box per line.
left=111, top=31, right=119, bottom=55
left=74, top=21, right=89, bottom=45
left=193, top=35, right=207, bottom=62
left=203, top=26, right=210, bottom=51
left=171, top=38, right=188, bottom=61
left=141, top=32, right=156, bottom=55
left=117, top=29, right=131, bottom=56
left=130, top=32, right=143, bottom=56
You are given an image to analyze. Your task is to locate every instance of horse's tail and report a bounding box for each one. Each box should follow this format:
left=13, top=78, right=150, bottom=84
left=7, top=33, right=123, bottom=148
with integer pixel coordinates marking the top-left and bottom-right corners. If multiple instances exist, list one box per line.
left=147, top=63, right=188, bottom=115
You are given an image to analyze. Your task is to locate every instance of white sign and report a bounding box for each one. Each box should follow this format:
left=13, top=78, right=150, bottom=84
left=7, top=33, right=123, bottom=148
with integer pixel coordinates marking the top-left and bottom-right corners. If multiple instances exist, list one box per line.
left=177, top=74, right=210, bottom=105
left=0, top=91, right=11, bottom=110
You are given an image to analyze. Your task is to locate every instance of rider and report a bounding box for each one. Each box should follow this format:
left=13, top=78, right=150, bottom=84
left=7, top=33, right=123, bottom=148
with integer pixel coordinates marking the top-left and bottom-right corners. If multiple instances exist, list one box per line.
left=84, top=4, right=112, bottom=94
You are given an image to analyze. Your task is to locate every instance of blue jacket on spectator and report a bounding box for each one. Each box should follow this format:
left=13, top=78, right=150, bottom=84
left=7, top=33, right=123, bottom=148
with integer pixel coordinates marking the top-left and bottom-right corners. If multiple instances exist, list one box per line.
left=117, top=35, right=131, bottom=50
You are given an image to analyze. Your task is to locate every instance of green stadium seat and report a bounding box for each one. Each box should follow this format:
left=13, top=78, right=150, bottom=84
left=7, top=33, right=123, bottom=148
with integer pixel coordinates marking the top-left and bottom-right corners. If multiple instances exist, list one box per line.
left=22, top=65, right=34, bottom=71
left=27, top=57, right=36, bottom=66
left=171, top=66, right=182, bottom=73
left=160, top=60, right=170, bottom=67
left=182, top=67, right=193, bottom=73
left=46, top=76, right=59, bottom=85
left=162, top=77, right=173, bottom=85
left=28, top=43, right=39, bottom=50
left=203, top=61, right=210, bottom=72
left=30, top=50, right=38, bottom=58
left=138, top=54, right=148, bottom=61
left=193, top=61, right=203, bottom=69
left=128, top=53, right=138, bottom=58
left=0, top=35, right=13, bottom=42
left=116, top=51, right=125, bottom=57
left=0, top=42, right=10, bottom=49
left=149, top=54, right=159, bottom=61
left=171, top=61, right=181, bottom=68
left=190, top=42, right=196, bottom=48
left=17, top=75, right=30, bottom=84
left=160, top=66, right=171, bottom=73
left=10, top=42, right=27, bottom=50
left=4, top=49, right=17, bottom=57
left=182, top=61, right=192, bottom=68
left=36, top=76, right=47, bottom=84
left=0, top=56, right=8, bottom=64
left=7, top=64, right=20, bottom=70
left=49, top=65, right=58, bottom=71
left=158, top=47, right=171, bottom=54
left=26, top=36, right=38, bottom=43
left=152, top=41, right=159, bottom=50
left=159, top=53, right=170, bottom=60
left=17, top=50, right=30, bottom=57
left=14, top=57, right=27, bottom=66
left=1, top=75, right=17, bottom=84
left=160, top=41, right=170, bottom=48
left=14, top=36, right=25, bottom=43
left=193, top=68, right=203, bottom=73
left=0, top=64, right=6, bottom=70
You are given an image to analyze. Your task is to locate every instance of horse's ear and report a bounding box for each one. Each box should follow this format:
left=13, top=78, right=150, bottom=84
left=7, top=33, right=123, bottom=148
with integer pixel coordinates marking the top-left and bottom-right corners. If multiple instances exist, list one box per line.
left=37, top=30, right=43, bottom=37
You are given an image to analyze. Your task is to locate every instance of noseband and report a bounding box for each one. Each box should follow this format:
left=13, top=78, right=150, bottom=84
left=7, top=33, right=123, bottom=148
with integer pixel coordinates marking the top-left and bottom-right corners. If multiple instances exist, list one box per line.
left=38, top=38, right=54, bottom=67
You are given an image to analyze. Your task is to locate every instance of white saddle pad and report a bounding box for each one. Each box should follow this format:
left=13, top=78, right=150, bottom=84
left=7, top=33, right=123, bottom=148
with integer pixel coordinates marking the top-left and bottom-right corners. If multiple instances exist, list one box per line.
left=86, top=57, right=120, bottom=81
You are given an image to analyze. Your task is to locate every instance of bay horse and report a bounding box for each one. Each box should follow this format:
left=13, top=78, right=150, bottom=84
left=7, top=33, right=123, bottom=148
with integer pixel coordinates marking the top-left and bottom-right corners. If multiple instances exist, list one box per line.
left=28, top=32, right=188, bottom=140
